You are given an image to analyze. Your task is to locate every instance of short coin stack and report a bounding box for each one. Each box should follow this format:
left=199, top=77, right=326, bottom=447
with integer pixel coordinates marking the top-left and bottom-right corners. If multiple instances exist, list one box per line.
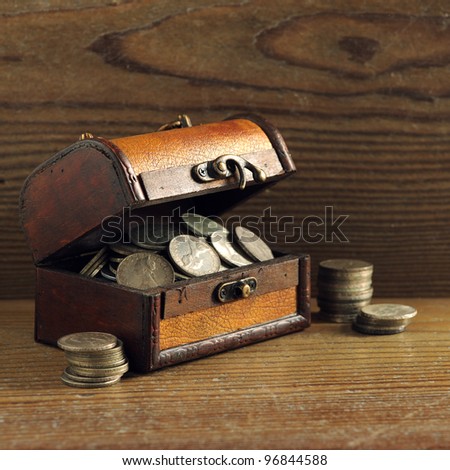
left=317, top=259, right=374, bottom=322
left=353, top=303, right=417, bottom=335
left=57, top=332, right=129, bottom=388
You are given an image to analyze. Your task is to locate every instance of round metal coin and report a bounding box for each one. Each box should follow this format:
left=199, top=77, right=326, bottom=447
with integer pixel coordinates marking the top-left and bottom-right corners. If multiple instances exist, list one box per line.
left=100, top=265, right=117, bottom=282
left=352, top=320, right=407, bottom=335
left=109, top=243, right=149, bottom=256
left=61, top=372, right=122, bottom=388
left=89, top=257, right=108, bottom=278
left=145, top=223, right=176, bottom=245
left=169, top=234, right=221, bottom=276
left=181, top=213, right=228, bottom=237
left=66, top=357, right=127, bottom=368
left=318, top=311, right=358, bottom=323
left=116, top=252, right=175, bottom=290
left=210, top=230, right=253, bottom=267
left=64, top=367, right=121, bottom=383
left=317, top=298, right=371, bottom=315
left=354, top=314, right=412, bottom=328
left=66, top=339, right=124, bottom=358
left=319, top=259, right=373, bottom=272
left=317, top=278, right=373, bottom=293
left=359, top=303, right=417, bottom=322
left=130, top=222, right=175, bottom=247
left=57, top=332, right=118, bottom=352
left=80, top=247, right=108, bottom=276
left=234, top=226, right=274, bottom=262
left=69, top=361, right=129, bottom=377
left=109, top=263, right=118, bottom=274
left=317, top=287, right=374, bottom=302
left=318, top=259, right=373, bottom=281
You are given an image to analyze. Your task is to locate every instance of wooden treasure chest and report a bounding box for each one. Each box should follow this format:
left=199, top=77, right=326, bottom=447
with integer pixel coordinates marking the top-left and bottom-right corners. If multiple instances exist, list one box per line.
left=19, top=114, right=311, bottom=373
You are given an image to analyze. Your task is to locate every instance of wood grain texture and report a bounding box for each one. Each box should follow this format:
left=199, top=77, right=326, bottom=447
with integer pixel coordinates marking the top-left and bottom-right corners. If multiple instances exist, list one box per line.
left=0, top=298, right=448, bottom=449
left=2, top=0, right=450, bottom=297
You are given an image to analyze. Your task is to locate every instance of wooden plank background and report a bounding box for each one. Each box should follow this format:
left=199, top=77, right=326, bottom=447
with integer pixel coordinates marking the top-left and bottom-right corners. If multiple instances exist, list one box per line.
left=1, top=0, right=450, bottom=299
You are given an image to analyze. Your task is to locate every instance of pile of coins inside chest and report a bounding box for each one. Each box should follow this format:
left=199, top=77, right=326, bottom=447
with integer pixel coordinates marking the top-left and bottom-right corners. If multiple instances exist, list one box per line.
left=79, top=213, right=274, bottom=291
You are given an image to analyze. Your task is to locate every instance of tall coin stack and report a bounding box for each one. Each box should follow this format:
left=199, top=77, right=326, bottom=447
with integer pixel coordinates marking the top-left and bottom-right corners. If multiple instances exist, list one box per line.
left=57, top=332, right=129, bottom=388
left=317, top=259, right=374, bottom=322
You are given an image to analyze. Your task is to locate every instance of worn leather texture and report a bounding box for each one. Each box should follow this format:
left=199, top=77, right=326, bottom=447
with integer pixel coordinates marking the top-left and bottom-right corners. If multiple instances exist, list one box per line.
left=110, top=119, right=273, bottom=175
left=159, top=287, right=298, bottom=350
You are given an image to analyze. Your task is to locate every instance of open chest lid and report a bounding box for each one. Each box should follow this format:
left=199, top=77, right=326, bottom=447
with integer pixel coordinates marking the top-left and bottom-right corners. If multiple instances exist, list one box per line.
left=20, top=114, right=296, bottom=265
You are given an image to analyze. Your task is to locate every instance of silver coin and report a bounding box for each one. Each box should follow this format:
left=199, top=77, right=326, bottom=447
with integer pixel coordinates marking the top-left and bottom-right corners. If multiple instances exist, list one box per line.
left=317, top=278, right=373, bottom=293
left=57, top=332, right=118, bottom=352
left=354, top=314, right=412, bottom=328
left=317, top=296, right=372, bottom=308
left=318, top=259, right=373, bottom=281
left=90, top=257, right=108, bottom=278
left=352, top=319, right=407, bottom=335
left=109, top=263, right=118, bottom=274
left=130, top=222, right=175, bottom=247
left=69, top=361, right=129, bottom=377
left=318, top=287, right=374, bottom=302
left=318, top=299, right=371, bottom=316
left=210, top=230, right=253, bottom=267
left=65, top=339, right=124, bottom=359
left=66, top=357, right=127, bottom=368
left=319, top=259, right=373, bottom=272
left=174, top=271, right=191, bottom=281
left=169, top=234, right=221, bottom=277
left=61, top=372, right=122, bottom=388
left=80, top=247, right=109, bottom=277
left=109, top=255, right=126, bottom=264
left=181, top=213, right=228, bottom=237
left=116, top=252, right=175, bottom=290
left=63, top=367, right=122, bottom=383
left=109, top=243, right=149, bottom=256
left=359, top=303, right=417, bottom=322
left=131, top=239, right=166, bottom=251
left=318, top=311, right=358, bottom=323
left=234, top=226, right=274, bottom=262
left=100, top=265, right=117, bottom=282
left=66, top=350, right=125, bottom=363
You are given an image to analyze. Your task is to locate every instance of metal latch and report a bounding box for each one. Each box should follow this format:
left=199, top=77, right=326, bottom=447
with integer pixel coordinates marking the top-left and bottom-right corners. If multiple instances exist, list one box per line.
left=193, top=155, right=267, bottom=190
left=216, top=277, right=258, bottom=303
left=157, top=114, right=193, bottom=131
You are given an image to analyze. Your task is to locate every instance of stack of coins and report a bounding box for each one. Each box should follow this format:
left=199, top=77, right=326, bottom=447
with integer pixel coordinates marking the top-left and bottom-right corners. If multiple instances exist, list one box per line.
left=79, top=247, right=109, bottom=278
left=317, top=259, right=374, bottom=322
left=57, top=332, right=129, bottom=388
left=77, top=212, right=274, bottom=291
left=353, top=303, right=417, bottom=335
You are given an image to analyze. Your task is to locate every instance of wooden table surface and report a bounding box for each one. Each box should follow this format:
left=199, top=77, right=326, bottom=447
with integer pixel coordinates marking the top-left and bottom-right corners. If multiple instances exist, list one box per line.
left=0, top=298, right=448, bottom=450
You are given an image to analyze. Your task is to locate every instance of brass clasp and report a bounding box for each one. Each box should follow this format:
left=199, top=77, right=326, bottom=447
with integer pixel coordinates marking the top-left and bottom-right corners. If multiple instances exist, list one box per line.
left=157, top=114, right=192, bottom=131
left=193, top=155, right=267, bottom=190
left=216, top=277, right=258, bottom=303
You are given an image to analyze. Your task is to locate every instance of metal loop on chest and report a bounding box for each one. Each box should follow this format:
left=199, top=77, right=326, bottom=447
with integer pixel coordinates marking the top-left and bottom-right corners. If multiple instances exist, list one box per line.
left=193, top=154, right=267, bottom=190
left=157, top=114, right=192, bottom=132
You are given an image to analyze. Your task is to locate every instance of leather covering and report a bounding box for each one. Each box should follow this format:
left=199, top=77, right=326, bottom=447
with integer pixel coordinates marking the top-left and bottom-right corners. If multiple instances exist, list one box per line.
left=20, top=115, right=295, bottom=264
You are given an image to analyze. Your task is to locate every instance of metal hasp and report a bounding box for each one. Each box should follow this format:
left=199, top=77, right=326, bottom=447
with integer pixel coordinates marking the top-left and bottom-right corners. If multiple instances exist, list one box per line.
left=216, top=277, right=258, bottom=303
left=193, top=154, right=267, bottom=190
left=158, top=114, right=193, bottom=131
